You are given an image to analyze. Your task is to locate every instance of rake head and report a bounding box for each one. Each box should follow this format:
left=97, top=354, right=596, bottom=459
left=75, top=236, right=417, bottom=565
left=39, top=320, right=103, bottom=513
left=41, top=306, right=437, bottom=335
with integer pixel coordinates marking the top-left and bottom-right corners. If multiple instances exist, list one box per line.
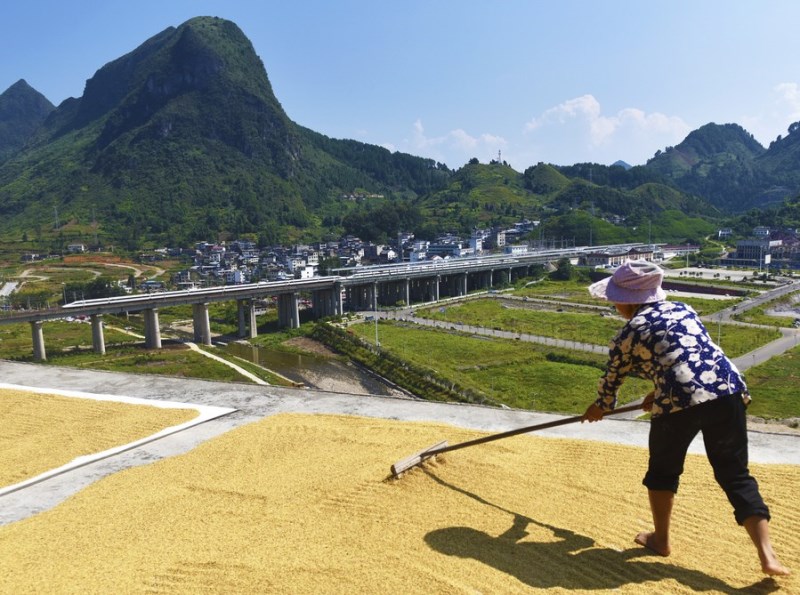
left=390, top=440, right=448, bottom=478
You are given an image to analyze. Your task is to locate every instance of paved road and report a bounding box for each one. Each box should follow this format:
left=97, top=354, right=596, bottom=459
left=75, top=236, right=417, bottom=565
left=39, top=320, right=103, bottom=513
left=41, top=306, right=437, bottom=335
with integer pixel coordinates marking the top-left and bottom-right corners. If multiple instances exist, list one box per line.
left=1, top=360, right=797, bottom=526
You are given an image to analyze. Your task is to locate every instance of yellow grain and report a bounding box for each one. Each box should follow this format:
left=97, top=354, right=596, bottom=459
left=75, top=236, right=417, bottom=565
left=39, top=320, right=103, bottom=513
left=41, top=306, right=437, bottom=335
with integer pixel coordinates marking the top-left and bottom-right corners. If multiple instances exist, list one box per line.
left=0, top=388, right=198, bottom=487
left=0, top=413, right=797, bottom=594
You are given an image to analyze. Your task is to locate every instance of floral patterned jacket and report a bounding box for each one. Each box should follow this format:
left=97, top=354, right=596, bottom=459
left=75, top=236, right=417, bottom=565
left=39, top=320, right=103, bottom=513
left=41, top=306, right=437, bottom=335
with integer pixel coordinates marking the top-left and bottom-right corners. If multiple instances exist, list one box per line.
left=595, top=300, right=750, bottom=417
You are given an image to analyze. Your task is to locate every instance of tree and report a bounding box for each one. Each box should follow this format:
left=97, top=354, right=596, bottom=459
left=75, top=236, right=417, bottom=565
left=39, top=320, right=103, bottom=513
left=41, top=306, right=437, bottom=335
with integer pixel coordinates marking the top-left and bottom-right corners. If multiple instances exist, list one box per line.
left=550, top=257, right=574, bottom=281
left=318, top=255, right=342, bottom=276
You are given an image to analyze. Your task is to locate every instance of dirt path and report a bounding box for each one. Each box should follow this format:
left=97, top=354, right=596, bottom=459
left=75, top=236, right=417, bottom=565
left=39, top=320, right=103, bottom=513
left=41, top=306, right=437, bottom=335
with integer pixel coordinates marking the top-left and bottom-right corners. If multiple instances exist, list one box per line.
left=183, top=342, right=268, bottom=385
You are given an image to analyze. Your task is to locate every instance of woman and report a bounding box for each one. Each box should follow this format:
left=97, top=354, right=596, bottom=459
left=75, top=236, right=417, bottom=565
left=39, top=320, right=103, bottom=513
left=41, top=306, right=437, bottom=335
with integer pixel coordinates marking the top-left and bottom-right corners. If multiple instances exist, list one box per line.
left=582, top=260, right=789, bottom=576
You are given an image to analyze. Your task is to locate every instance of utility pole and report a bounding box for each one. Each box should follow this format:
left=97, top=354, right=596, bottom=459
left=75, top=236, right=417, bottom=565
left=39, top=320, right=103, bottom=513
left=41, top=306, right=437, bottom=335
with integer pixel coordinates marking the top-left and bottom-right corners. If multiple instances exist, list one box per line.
left=93, top=206, right=99, bottom=246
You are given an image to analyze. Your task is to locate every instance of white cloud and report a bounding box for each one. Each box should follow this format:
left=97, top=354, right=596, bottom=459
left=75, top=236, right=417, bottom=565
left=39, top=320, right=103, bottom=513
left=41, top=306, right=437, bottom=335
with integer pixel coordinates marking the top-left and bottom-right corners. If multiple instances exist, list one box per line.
left=776, top=82, right=800, bottom=119
left=403, top=119, right=508, bottom=166
left=524, top=95, right=691, bottom=165
left=739, top=82, right=800, bottom=147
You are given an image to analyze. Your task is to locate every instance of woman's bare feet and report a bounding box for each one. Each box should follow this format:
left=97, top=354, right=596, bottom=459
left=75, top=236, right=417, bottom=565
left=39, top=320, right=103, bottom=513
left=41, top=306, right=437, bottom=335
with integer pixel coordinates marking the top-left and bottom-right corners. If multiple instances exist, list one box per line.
left=634, top=531, right=671, bottom=557
left=762, top=560, right=791, bottom=576
left=743, top=516, right=791, bottom=576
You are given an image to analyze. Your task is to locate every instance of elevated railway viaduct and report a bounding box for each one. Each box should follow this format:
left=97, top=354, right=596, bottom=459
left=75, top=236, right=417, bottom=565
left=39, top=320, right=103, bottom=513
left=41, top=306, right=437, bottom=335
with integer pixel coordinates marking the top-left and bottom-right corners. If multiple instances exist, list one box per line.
left=0, top=246, right=643, bottom=360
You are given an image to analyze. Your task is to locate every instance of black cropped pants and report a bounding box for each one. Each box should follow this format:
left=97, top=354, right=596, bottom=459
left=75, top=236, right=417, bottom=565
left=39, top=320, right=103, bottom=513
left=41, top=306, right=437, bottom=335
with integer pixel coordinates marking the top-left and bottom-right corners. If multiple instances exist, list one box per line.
left=643, top=394, right=770, bottom=525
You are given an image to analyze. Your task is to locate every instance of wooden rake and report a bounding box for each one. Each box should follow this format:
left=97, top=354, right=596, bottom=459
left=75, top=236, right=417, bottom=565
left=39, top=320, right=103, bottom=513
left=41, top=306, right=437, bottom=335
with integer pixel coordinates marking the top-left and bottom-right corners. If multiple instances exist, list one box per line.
left=390, top=402, right=644, bottom=478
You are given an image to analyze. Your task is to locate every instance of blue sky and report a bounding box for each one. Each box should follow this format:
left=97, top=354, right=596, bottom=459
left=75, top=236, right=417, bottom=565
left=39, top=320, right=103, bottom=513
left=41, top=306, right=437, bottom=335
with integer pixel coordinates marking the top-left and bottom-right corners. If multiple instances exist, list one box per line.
left=3, top=1, right=800, bottom=171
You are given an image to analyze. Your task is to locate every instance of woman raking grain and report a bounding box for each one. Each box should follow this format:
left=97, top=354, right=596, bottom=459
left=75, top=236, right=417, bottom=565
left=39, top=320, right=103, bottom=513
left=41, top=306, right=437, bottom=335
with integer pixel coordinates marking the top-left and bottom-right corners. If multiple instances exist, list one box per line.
left=582, top=260, right=790, bottom=577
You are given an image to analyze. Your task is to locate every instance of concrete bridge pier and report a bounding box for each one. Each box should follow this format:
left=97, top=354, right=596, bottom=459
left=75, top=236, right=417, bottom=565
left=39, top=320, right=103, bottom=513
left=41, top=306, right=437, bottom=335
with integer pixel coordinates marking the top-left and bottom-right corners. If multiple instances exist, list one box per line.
left=346, top=285, right=369, bottom=311
left=30, top=321, right=46, bottom=362
left=90, top=314, right=105, bottom=355
left=237, top=300, right=258, bottom=338
left=247, top=301, right=258, bottom=338
left=237, top=300, right=247, bottom=338
left=277, top=293, right=300, bottom=328
left=334, top=282, right=343, bottom=316
left=313, top=287, right=343, bottom=318
left=192, top=303, right=212, bottom=345
left=143, top=308, right=162, bottom=349
left=312, top=290, right=327, bottom=318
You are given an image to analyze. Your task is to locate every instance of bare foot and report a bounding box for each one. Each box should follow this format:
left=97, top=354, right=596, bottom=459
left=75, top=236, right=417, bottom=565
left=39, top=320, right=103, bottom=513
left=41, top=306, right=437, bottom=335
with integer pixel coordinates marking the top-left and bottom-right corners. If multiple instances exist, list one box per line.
left=762, top=560, right=791, bottom=577
left=634, top=531, right=671, bottom=557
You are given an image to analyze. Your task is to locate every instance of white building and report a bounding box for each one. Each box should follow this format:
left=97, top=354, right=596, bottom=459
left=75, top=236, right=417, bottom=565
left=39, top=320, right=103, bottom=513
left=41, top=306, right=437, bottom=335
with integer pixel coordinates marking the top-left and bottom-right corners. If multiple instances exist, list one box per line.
left=504, top=244, right=528, bottom=256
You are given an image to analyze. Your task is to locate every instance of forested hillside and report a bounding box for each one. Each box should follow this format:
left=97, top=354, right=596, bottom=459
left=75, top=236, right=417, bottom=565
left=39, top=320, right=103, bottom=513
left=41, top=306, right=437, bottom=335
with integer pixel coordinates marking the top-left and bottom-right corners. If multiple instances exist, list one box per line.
left=0, top=17, right=449, bottom=249
left=643, top=122, right=800, bottom=211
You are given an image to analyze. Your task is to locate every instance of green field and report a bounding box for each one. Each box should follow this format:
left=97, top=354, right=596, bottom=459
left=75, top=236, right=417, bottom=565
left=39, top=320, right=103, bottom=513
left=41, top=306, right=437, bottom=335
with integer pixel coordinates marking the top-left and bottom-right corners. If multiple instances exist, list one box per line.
left=743, top=344, right=800, bottom=421
left=417, top=298, right=780, bottom=358
left=45, top=344, right=251, bottom=382
left=349, top=320, right=651, bottom=414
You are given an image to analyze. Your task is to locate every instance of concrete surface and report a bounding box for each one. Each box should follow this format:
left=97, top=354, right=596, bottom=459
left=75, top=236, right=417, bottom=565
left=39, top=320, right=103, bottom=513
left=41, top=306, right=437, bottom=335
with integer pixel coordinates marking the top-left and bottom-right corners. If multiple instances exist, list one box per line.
left=1, top=360, right=798, bottom=526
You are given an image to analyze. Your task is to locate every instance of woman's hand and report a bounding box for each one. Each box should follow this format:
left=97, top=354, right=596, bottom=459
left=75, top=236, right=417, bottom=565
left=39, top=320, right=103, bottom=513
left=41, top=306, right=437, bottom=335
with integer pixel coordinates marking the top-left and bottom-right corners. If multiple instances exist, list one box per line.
left=582, top=403, right=605, bottom=423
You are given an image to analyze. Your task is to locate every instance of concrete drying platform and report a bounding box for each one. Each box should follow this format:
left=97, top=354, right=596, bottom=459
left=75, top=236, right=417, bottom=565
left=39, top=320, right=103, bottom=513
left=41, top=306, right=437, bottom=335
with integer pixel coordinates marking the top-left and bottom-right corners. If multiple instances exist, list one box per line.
left=0, top=360, right=798, bottom=527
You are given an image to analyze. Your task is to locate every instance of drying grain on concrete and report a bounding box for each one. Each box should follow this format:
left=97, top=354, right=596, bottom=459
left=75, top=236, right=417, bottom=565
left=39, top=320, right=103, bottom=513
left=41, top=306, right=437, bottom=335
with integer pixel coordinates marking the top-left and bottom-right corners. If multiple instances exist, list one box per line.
left=1, top=413, right=797, bottom=594
left=0, top=388, right=198, bottom=488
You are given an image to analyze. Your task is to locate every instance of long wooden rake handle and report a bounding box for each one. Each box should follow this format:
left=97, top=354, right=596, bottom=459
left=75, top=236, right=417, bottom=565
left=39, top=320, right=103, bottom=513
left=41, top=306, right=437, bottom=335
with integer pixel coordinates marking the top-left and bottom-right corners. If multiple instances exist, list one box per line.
left=390, top=402, right=644, bottom=477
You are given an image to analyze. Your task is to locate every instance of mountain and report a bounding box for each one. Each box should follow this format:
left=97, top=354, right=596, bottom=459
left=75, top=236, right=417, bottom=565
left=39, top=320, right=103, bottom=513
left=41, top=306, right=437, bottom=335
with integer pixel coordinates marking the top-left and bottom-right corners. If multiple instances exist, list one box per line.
left=409, top=158, right=716, bottom=245
left=611, top=160, right=631, bottom=170
left=0, top=79, right=55, bottom=163
left=0, top=17, right=449, bottom=248
left=643, top=122, right=800, bottom=211
left=758, top=122, right=800, bottom=194
left=0, top=16, right=768, bottom=251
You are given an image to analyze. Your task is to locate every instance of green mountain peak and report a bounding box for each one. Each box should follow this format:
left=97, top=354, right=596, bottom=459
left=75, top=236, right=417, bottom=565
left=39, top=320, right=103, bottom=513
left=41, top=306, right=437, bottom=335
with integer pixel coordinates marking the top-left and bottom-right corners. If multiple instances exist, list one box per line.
left=0, top=79, right=55, bottom=163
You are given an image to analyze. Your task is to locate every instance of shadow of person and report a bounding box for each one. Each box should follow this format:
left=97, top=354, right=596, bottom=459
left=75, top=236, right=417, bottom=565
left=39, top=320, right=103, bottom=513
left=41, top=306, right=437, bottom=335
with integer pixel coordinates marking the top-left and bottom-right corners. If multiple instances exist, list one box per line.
left=422, top=471, right=777, bottom=594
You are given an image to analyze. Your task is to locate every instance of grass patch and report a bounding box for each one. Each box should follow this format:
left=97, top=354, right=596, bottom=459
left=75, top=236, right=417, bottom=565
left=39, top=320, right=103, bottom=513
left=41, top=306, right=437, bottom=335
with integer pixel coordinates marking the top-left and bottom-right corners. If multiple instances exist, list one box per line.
left=741, top=344, right=800, bottom=419
left=46, top=343, right=252, bottom=382
left=194, top=344, right=296, bottom=386
left=703, top=323, right=781, bottom=358
left=349, top=321, right=651, bottom=414
left=513, top=279, right=598, bottom=304
left=734, top=305, right=797, bottom=328
left=671, top=295, right=734, bottom=316
left=420, top=298, right=621, bottom=344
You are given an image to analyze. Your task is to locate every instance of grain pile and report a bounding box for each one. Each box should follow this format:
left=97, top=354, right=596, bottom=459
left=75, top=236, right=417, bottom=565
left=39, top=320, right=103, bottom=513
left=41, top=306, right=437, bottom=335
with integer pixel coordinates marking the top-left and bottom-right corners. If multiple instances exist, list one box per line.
left=1, top=413, right=797, bottom=594
left=0, top=388, right=198, bottom=488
